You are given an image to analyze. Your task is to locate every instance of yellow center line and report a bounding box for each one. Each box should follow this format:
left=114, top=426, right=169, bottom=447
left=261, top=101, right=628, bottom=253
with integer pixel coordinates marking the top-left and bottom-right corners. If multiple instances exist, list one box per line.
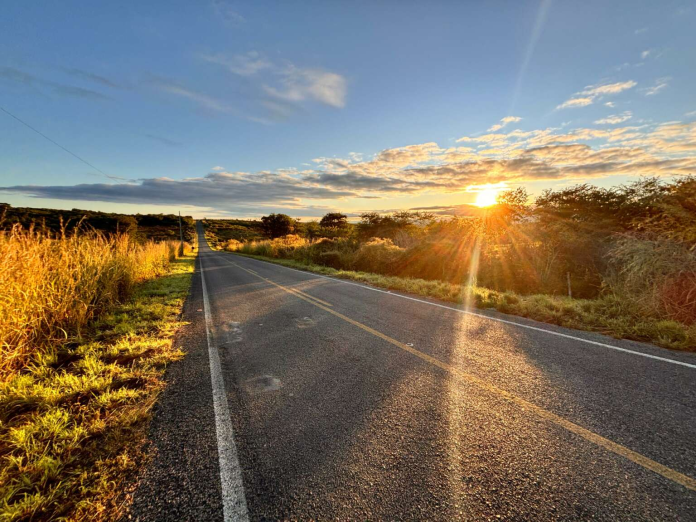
left=226, top=258, right=696, bottom=492
left=291, top=289, right=333, bottom=307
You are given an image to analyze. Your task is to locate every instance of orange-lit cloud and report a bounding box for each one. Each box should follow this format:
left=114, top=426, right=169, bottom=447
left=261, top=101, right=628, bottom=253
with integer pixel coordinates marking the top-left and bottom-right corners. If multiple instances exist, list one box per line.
left=557, top=80, right=637, bottom=110
left=3, top=121, right=695, bottom=214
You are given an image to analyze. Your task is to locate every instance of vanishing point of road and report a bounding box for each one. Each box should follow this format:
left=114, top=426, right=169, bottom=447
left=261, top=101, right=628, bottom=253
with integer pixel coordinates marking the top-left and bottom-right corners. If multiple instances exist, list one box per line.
left=130, top=222, right=696, bottom=520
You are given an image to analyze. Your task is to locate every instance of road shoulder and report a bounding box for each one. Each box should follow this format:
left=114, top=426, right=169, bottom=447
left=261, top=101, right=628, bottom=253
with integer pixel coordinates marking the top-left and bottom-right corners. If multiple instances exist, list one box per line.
left=128, top=257, right=224, bottom=521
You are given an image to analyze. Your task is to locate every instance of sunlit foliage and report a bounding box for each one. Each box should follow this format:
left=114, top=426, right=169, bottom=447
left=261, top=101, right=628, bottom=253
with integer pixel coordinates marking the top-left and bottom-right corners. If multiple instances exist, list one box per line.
left=0, top=226, right=195, bottom=520
left=214, top=176, right=696, bottom=348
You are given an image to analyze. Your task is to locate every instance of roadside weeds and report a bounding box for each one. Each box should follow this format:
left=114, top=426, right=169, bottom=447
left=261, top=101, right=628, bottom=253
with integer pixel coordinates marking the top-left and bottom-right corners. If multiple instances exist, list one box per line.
left=0, top=254, right=195, bottom=521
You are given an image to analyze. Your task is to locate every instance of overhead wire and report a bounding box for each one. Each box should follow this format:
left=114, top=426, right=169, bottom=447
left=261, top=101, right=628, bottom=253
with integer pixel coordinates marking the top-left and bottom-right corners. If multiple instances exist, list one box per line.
left=0, top=105, right=127, bottom=182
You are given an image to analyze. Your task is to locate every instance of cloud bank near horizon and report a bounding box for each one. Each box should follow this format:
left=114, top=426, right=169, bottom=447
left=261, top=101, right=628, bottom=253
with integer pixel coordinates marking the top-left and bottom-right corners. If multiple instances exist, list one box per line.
left=3, top=119, right=695, bottom=215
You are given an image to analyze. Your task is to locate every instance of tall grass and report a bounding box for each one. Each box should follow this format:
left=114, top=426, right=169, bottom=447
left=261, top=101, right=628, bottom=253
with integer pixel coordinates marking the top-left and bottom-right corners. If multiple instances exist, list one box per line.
left=607, top=236, right=696, bottom=324
left=0, top=224, right=181, bottom=377
left=0, top=225, right=194, bottom=520
left=224, top=235, right=406, bottom=273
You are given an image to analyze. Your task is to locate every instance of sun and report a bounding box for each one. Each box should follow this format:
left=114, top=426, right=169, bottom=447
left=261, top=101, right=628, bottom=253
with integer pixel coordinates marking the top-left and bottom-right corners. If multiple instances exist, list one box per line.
left=474, top=188, right=500, bottom=207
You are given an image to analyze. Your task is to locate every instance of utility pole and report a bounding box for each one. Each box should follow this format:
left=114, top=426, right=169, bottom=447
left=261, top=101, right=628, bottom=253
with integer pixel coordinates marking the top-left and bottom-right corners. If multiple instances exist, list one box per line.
left=567, top=272, right=572, bottom=299
left=178, top=211, right=184, bottom=256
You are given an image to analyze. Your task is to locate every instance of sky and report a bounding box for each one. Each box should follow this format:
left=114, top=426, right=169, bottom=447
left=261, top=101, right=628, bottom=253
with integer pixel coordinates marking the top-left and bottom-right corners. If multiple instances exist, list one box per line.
left=1, top=0, right=695, bottom=219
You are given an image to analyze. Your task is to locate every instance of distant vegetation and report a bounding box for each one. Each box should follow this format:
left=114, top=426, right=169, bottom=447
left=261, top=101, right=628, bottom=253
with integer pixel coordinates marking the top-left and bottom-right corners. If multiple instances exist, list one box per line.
left=208, top=177, right=696, bottom=350
left=0, top=203, right=195, bottom=243
left=0, top=224, right=195, bottom=519
left=203, top=218, right=264, bottom=248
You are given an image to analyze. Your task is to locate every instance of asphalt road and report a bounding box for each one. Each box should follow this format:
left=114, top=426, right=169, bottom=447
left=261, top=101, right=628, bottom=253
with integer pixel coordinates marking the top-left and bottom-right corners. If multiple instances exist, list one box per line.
left=129, top=223, right=696, bottom=521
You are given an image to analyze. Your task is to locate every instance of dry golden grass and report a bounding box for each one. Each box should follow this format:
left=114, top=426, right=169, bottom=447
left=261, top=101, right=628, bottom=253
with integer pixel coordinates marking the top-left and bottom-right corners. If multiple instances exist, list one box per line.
left=0, top=225, right=181, bottom=377
left=0, top=226, right=195, bottom=521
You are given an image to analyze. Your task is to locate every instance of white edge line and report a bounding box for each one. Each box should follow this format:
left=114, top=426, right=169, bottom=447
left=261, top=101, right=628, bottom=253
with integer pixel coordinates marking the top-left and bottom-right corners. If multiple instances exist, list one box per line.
left=200, top=247, right=250, bottom=522
left=227, top=253, right=696, bottom=370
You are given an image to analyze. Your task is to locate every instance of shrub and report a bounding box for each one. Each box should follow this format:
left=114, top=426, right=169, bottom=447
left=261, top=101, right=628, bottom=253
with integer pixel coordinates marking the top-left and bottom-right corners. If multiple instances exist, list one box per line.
left=224, top=239, right=244, bottom=252
left=318, top=250, right=345, bottom=269
left=607, top=236, right=696, bottom=324
left=353, top=238, right=405, bottom=274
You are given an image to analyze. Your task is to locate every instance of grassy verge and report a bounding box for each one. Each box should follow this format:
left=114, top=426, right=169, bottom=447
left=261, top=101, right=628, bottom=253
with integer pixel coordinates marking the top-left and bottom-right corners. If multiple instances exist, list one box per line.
left=0, top=254, right=195, bottom=521
left=232, top=253, right=696, bottom=352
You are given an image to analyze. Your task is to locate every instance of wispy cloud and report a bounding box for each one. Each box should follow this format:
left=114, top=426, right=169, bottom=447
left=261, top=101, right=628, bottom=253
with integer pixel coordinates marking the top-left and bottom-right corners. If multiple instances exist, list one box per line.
left=557, top=80, right=637, bottom=110
left=0, top=66, right=110, bottom=100
left=144, top=134, right=182, bottom=147
left=594, top=111, right=632, bottom=125
left=557, top=97, right=593, bottom=109
left=642, top=77, right=670, bottom=96
left=212, top=0, right=246, bottom=26
left=488, top=116, right=522, bottom=132
left=263, top=66, right=347, bottom=108
left=641, top=49, right=651, bottom=59
left=63, top=68, right=122, bottom=89
left=154, top=80, right=234, bottom=113
left=211, top=166, right=225, bottom=171
left=201, top=51, right=271, bottom=76
left=201, top=52, right=349, bottom=114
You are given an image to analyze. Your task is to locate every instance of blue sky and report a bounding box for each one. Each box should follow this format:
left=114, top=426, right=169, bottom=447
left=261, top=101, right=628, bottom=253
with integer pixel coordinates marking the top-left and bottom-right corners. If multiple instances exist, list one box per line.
left=1, top=0, right=695, bottom=218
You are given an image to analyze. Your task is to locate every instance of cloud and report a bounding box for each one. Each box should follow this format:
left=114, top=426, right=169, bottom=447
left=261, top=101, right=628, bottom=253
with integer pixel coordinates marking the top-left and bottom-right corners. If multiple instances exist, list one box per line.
left=583, top=81, right=637, bottom=96
left=643, top=77, right=670, bottom=96
left=151, top=78, right=235, bottom=113
left=63, top=68, right=122, bottom=89
left=1, top=171, right=358, bottom=209
left=201, top=51, right=271, bottom=76
left=641, top=49, right=651, bottom=59
left=556, top=97, right=593, bottom=109
left=0, top=66, right=110, bottom=100
left=201, top=52, right=349, bottom=114
left=144, top=134, right=183, bottom=147
left=212, top=0, right=246, bottom=26
left=594, top=111, right=632, bottom=125
left=263, top=66, right=347, bottom=108
left=488, top=116, right=522, bottom=132
left=605, top=102, right=615, bottom=108
left=5, top=121, right=695, bottom=214
left=557, top=80, right=637, bottom=109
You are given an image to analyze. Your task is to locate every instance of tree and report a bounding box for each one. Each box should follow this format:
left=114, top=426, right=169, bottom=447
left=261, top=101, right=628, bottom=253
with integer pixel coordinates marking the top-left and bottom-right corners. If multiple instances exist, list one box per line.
left=115, top=215, right=138, bottom=237
left=301, top=220, right=321, bottom=239
left=319, top=212, right=348, bottom=229
left=261, top=213, right=295, bottom=238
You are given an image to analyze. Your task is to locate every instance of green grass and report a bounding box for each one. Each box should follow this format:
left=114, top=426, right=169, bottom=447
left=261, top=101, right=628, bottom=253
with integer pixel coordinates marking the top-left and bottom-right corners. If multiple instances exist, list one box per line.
left=0, top=254, right=195, bottom=521
left=231, top=253, right=696, bottom=352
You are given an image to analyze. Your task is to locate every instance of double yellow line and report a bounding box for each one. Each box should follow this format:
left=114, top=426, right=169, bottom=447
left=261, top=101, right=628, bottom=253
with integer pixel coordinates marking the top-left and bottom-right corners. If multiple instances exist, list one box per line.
left=225, top=257, right=696, bottom=492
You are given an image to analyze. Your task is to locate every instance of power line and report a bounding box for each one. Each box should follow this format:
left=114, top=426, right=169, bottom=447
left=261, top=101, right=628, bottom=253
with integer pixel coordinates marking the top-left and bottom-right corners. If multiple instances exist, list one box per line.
left=0, top=105, right=126, bottom=182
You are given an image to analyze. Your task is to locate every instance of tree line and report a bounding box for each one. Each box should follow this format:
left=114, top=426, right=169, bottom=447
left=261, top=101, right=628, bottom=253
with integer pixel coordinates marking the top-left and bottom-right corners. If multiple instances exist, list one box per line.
left=239, top=177, right=695, bottom=325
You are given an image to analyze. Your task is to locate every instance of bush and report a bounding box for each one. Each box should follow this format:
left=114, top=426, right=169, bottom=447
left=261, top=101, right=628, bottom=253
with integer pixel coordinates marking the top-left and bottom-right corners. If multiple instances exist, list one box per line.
left=317, top=250, right=345, bottom=269
left=607, top=236, right=696, bottom=324
left=353, top=238, right=405, bottom=274
left=224, top=239, right=244, bottom=252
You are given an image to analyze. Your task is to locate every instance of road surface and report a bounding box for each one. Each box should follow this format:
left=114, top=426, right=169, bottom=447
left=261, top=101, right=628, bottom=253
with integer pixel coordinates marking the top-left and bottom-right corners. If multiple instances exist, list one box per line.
left=130, top=223, right=696, bottom=520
